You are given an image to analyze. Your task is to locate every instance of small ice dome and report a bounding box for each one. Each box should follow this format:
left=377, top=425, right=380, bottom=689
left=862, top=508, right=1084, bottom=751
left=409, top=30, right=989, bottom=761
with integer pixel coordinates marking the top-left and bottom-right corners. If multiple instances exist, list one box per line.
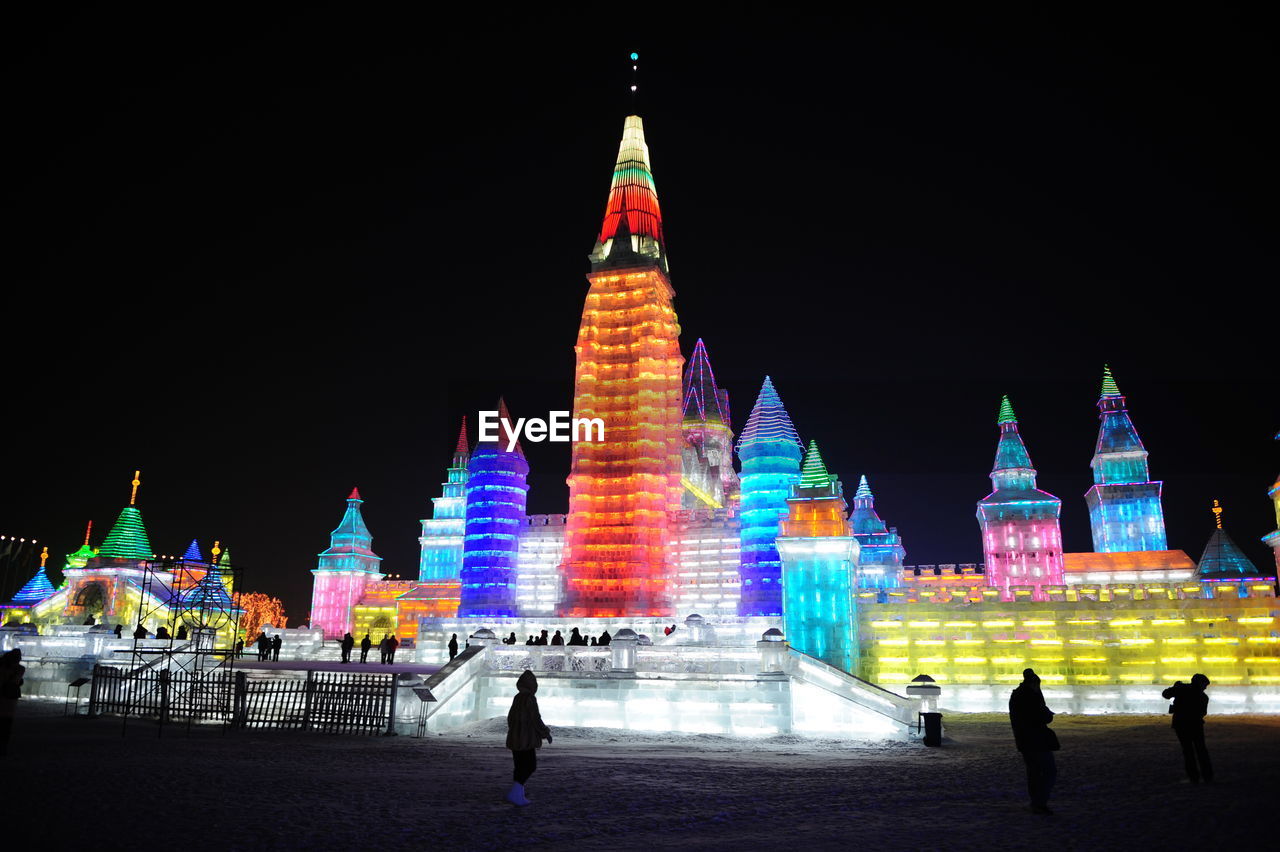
left=761, top=627, right=785, bottom=642
left=613, top=628, right=639, bottom=641
left=911, top=673, right=936, bottom=683
left=684, top=613, right=705, bottom=627
left=636, top=634, right=653, bottom=645
left=470, top=628, right=496, bottom=640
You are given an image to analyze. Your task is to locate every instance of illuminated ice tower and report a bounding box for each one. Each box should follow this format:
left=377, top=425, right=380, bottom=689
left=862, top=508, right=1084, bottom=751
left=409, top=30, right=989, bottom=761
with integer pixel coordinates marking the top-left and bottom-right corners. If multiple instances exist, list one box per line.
left=559, top=115, right=685, bottom=618
left=776, top=441, right=860, bottom=672
left=848, top=476, right=905, bottom=589
left=1261, top=432, right=1279, bottom=578
left=310, top=488, right=384, bottom=639
left=977, top=396, right=1065, bottom=600
left=1084, top=366, right=1168, bottom=552
left=680, top=338, right=739, bottom=509
left=419, top=418, right=470, bottom=582
left=459, top=400, right=529, bottom=618
left=736, top=376, right=803, bottom=616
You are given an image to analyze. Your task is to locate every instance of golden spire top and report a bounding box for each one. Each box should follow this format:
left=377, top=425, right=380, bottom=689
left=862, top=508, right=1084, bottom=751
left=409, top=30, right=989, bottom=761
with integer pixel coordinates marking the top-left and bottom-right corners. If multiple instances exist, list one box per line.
left=84, top=520, right=93, bottom=546
left=1212, top=498, right=1223, bottom=529
left=211, top=540, right=222, bottom=561
left=130, top=470, right=141, bottom=506
left=40, top=546, right=48, bottom=568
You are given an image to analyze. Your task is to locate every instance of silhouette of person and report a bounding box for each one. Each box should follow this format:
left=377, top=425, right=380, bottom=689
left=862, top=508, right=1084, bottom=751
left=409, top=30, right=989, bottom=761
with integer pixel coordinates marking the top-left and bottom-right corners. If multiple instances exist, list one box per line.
left=176, top=625, right=188, bottom=641
left=598, top=630, right=611, bottom=646
left=360, top=634, right=372, bottom=663
left=1, top=648, right=25, bottom=757
left=1009, top=668, right=1059, bottom=814
left=83, top=615, right=95, bottom=626
left=589, top=637, right=597, bottom=646
left=133, top=624, right=148, bottom=639
left=379, top=635, right=390, bottom=664
left=271, top=634, right=282, bottom=661
left=340, top=632, right=355, bottom=663
left=506, top=632, right=518, bottom=645
left=448, top=634, right=459, bottom=660
left=1162, top=673, right=1213, bottom=784
left=568, top=627, right=585, bottom=646
left=536, top=630, right=548, bottom=646
left=113, top=624, right=123, bottom=638
left=156, top=626, right=171, bottom=640
left=386, top=635, right=399, bottom=663
left=505, top=669, right=552, bottom=806
left=525, top=636, right=535, bottom=646
left=257, top=631, right=270, bottom=661
left=234, top=638, right=244, bottom=659
left=551, top=630, right=564, bottom=646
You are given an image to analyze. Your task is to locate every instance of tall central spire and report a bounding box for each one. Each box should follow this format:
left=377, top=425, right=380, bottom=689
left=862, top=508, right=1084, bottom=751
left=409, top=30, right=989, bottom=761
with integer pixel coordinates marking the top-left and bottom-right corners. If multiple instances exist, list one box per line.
left=560, top=115, right=684, bottom=618
left=589, top=115, right=667, bottom=273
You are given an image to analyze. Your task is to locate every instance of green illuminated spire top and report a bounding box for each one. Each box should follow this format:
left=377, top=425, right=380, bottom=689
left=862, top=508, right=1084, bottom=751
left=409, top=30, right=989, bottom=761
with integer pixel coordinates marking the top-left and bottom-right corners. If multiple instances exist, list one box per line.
left=997, top=395, right=1017, bottom=425
left=97, top=507, right=154, bottom=560
left=1101, top=365, right=1121, bottom=398
left=799, top=440, right=833, bottom=489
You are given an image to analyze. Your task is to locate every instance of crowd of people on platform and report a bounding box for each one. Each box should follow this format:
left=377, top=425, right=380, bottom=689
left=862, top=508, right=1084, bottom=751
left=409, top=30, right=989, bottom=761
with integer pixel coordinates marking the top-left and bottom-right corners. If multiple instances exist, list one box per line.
left=337, top=632, right=399, bottom=664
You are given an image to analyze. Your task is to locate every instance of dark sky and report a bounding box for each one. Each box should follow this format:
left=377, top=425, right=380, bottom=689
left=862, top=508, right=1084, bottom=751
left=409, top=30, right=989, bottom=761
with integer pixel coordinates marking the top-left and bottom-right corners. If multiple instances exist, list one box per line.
left=4, top=7, right=1276, bottom=619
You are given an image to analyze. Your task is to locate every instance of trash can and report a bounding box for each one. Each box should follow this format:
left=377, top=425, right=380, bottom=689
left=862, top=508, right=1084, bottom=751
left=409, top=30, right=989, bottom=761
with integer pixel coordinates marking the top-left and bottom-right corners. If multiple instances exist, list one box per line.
left=920, top=711, right=943, bottom=747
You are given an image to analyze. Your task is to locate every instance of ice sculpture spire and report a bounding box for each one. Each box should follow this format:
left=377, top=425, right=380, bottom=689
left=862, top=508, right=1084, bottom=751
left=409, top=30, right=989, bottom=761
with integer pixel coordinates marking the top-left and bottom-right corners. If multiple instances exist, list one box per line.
left=310, top=488, right=384, bottom=639
left=460, top=399, right=530, bottom=617
left=848, top=474, right=906, bottom=589
left=65, top=520, right=96, bottom=570
left=1197, top=501, right=1264, bottom=579
left=560, top=116, right=684, bottom=618
left=420, top=417, right=472, bottom=582
left=8, top=547, right=55, bottom=605
left=977, top=396, right=1064, bottom=600
left=181, top=539, right=203, bottom=563
left=1084, top=365, right=1167, bottom=552
left=680, top=338, right=738, bottom=509
left=736, top=376, right=804, bottom=616
left=776, top=439, right=859, bottom=672
left=589, top=115, right=667, bottom=273
left=98, top=472, right=154, bottom=560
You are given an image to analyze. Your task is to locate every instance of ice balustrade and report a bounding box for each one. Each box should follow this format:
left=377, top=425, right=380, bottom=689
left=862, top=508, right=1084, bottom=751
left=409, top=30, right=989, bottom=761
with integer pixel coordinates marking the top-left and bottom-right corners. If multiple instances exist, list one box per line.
left=483, top=643, right=761, bottom=676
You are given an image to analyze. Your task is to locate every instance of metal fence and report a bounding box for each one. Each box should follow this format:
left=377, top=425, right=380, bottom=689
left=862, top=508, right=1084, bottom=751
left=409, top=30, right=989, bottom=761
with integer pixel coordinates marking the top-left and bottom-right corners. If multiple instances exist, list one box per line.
left=89, top=665, right=396, bottom=735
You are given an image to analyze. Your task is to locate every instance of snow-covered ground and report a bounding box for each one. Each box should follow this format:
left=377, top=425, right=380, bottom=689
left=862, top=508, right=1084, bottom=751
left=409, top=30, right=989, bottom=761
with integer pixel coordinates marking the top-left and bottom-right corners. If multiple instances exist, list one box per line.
left=4, top=699, right=1277, bottom=851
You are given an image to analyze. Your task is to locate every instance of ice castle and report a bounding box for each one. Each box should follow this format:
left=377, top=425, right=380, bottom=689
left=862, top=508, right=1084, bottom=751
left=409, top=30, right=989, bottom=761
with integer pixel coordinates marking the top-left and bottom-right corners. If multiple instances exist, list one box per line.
left=299, top=114, right=1280, bottom=735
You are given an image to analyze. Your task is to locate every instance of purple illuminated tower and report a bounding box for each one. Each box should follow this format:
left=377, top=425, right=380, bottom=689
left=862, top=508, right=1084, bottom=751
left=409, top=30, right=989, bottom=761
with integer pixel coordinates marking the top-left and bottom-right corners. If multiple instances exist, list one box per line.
left=976, top=396, right=1065, bottom=600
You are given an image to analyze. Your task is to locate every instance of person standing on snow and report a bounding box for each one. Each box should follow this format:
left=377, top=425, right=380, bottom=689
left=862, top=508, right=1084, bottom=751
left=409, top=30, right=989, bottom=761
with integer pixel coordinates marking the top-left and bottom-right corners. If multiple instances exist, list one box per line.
left=1009, top=667, right=1060, bottom=814
left=505, top=669, right=552, bottom=806
left=1162, top=673, right=1213, bottom=784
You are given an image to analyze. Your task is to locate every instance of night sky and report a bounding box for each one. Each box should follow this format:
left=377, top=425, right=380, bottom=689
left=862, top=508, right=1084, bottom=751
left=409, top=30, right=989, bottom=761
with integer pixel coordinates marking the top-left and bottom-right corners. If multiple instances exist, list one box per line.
left=4, top=8, right=1275, bottom=620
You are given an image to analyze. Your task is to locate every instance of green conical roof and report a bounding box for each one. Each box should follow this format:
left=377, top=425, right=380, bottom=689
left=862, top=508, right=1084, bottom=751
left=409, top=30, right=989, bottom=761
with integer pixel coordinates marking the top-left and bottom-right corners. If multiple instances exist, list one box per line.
left=997, top=395, right=1017, bottom=425
left=97, top=506, right=154, bottom=560
left=799, top=439, right=833, bottom=489
left=1101, top=364, right=1121, bottom=398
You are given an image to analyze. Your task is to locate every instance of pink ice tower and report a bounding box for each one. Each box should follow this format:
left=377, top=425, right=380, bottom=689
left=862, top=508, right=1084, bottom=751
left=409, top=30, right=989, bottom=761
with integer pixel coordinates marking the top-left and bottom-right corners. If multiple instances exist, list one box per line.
left=976, top=396, right=1065, bottom=600
left=310, top=487, right=385, bottom=639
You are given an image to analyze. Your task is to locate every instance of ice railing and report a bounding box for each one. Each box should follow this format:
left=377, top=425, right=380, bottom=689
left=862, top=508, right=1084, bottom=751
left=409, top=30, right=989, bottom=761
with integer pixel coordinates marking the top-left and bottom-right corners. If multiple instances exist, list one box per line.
left=484, top=644, right=760, bottom=676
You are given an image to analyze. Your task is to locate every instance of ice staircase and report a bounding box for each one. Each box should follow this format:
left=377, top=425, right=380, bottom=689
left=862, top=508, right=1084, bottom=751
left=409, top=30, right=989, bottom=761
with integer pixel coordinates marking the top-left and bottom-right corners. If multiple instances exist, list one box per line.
left=416, top=642, right=923, bottom=740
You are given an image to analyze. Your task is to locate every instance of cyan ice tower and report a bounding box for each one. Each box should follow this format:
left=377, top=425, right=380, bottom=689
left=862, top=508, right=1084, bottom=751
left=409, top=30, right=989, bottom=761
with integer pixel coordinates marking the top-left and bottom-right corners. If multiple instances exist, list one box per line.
left=311, top=488, right=384, bottom=639
left=1084, top=366, right=1168, bottom=552
left=419, top=419, right=470, bottom=582
left=736, top=376, right=802, bottom=616
left=976, top=396, right=1065, bottom=600
left=776, top=441, right=860, bottom=673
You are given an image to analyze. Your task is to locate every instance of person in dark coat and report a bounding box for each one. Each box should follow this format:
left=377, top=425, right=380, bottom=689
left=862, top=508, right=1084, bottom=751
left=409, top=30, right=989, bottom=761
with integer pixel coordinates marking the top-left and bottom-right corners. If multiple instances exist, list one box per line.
left=505, top=669, right=552, bottom=806
left=113, top=624, right=124, bottom=638
left=340, top=632, right=355, bottom=663
left=386, top=635, right=399, bottom=663
left=448, top=634, right=459, bottom=660
left=1009, top=667, right=1059, bottom=814
left=506, top=632, right=518, bottom=645
left=568, top=627, right=585, bottom=646
left=176, top=625, right=188, bottom=640
left=257, top=631, right=270, bottom=660
left=598, top=630, right=611, bottom=646
left=360, top=634, right=372, bottom=663
left=1162, top=673, right=1213, bottom=783
left=535, top=629, right=548, bottom=646
left=156, top=626, right=171, bottom=640
left=378, top=636, right=389, bottom=664
left=133, top=624, right=148, bottom=639
left=589, top=636, right=597, bottom=646
left=525, top=636, right=535, bottom=646
left=0, top=649, right=25, bottom=757
left=551, top=630, right=564, bottom=646
left=234, top=638, right=244, bottom=659
left=271, top=634, right=282, bottom=661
